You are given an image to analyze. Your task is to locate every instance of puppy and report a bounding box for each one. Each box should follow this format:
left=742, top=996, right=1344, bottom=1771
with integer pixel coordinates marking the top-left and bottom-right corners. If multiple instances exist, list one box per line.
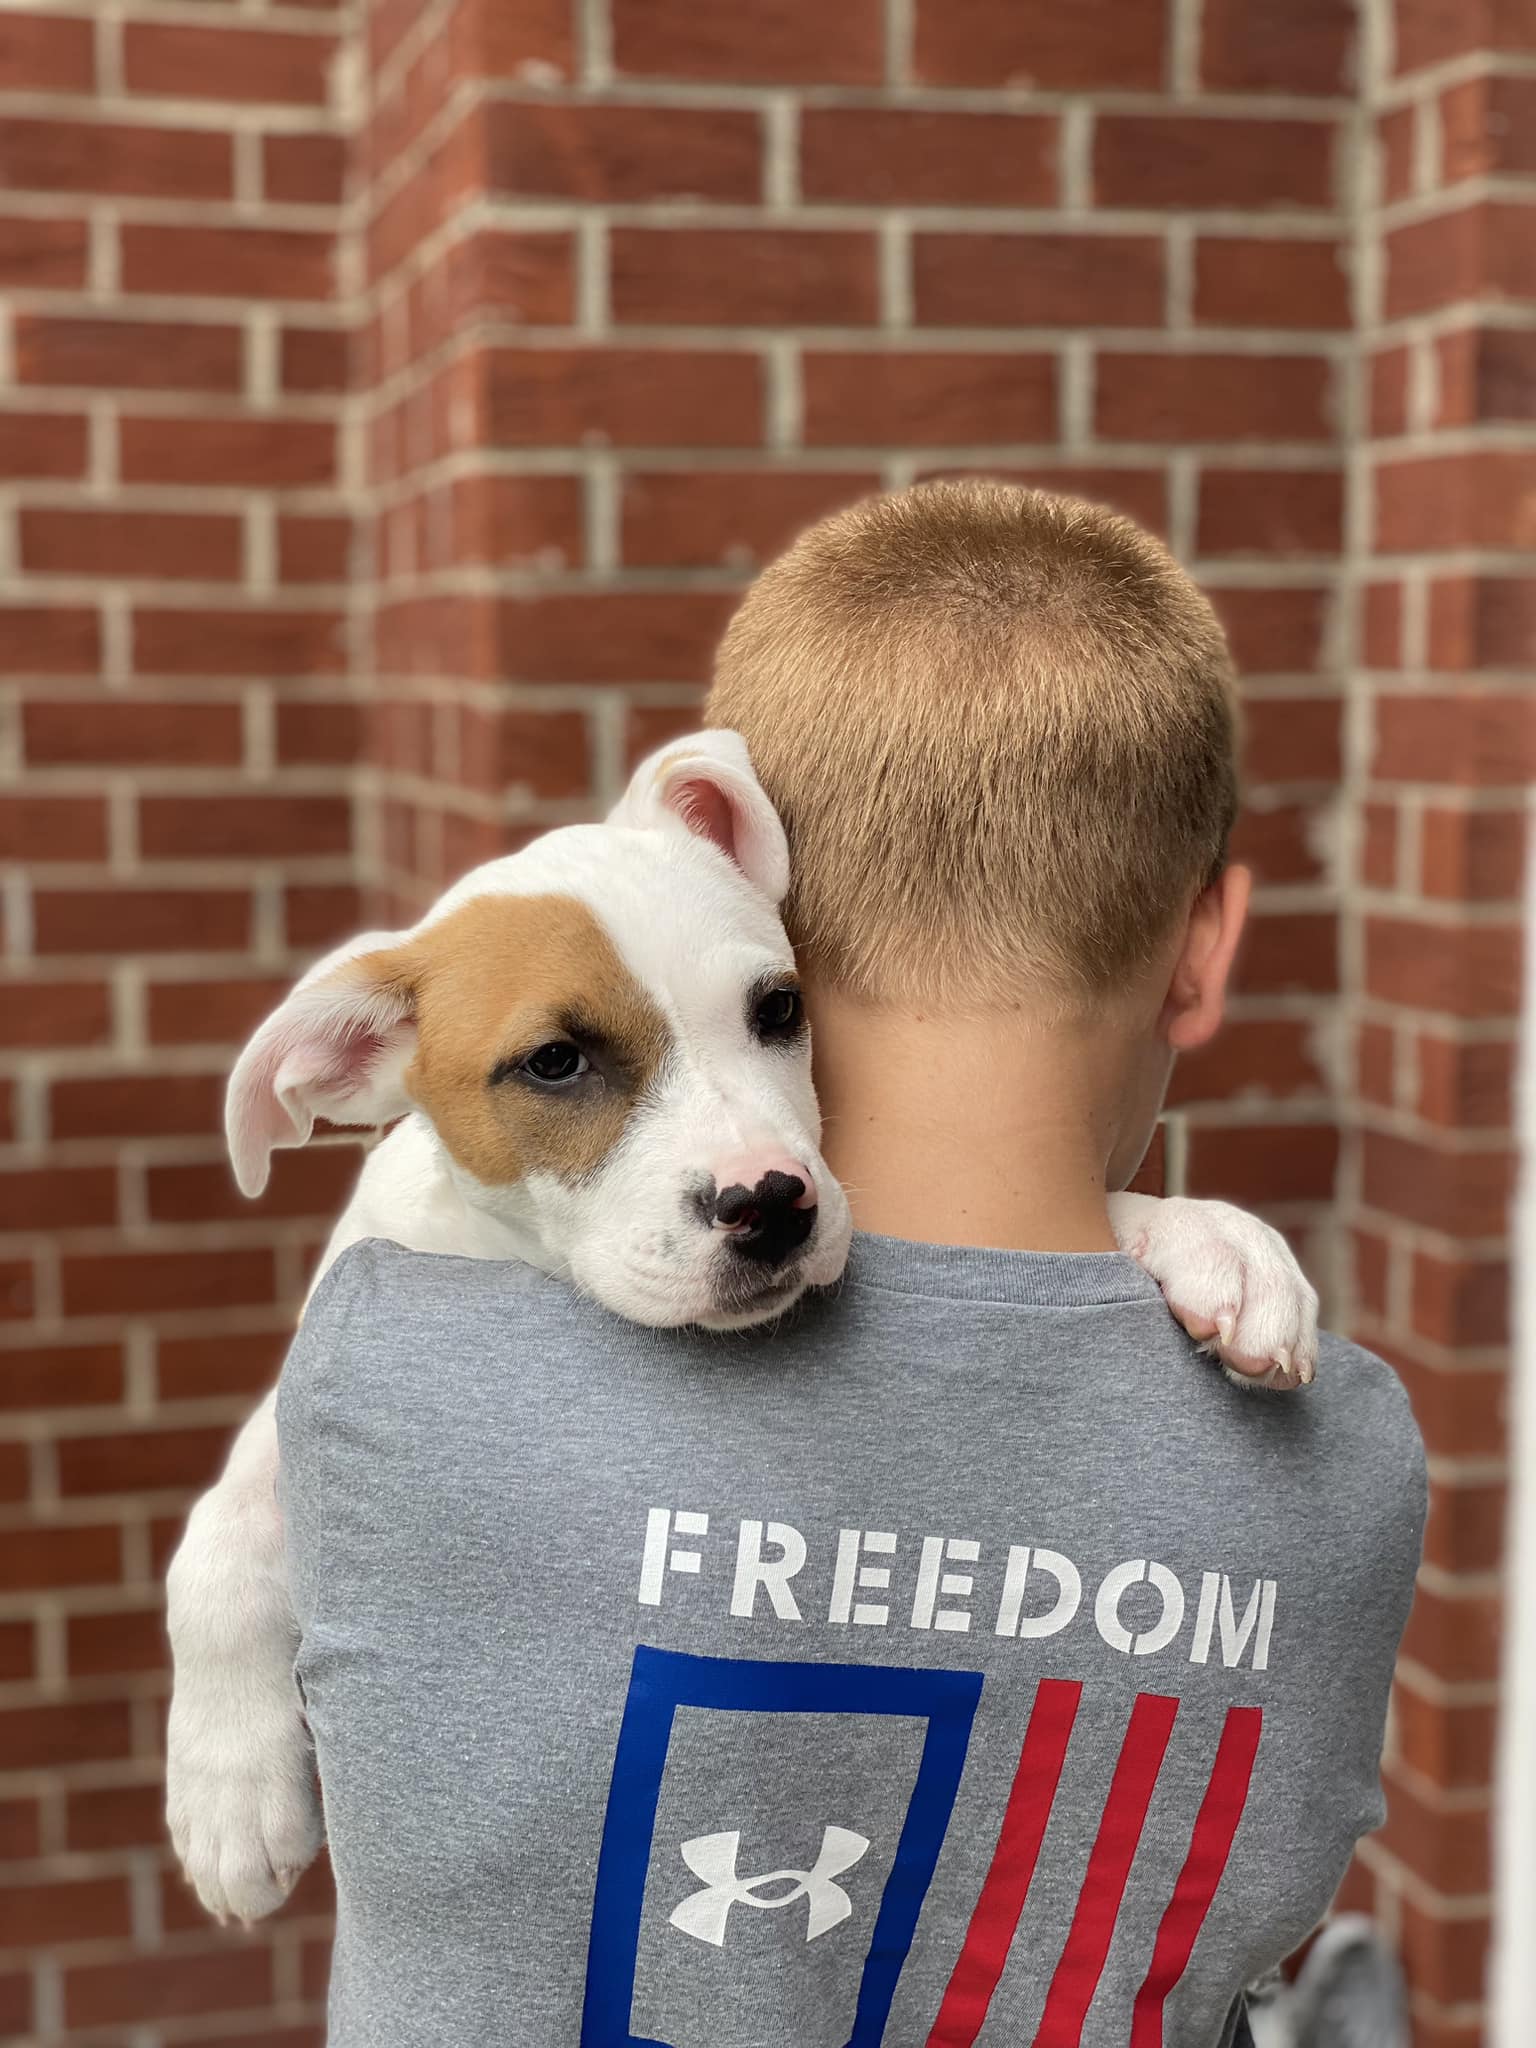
left=166, top=731, right=1318, bottom=1923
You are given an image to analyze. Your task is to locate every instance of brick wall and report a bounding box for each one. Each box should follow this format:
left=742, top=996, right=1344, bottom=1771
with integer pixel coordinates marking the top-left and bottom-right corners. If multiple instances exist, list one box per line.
left=0, top=0, right=1525, bottom=2039
left=1338, top=1, right=1535, bottom=2041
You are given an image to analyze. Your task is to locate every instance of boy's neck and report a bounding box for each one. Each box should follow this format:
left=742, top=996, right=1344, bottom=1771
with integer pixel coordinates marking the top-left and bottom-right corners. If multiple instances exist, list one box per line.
left=806, top=983, right=1148, bottom=1256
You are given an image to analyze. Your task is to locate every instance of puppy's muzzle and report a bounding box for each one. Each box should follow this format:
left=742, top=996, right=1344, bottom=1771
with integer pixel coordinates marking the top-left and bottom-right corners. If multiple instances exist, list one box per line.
left=705, top=1161, right=818, bottom=1270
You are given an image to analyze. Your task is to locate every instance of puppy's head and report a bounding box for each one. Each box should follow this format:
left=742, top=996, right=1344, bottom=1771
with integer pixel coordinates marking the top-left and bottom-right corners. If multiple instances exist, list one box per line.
left=226, top=731, right=851, bottom=1330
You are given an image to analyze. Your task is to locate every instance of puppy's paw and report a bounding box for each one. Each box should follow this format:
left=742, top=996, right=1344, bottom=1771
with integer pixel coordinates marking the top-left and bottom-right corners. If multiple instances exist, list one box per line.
left=1108, top=1192, right=1319, bottom=1391
left=167, top=1692, right=323, bottom=1923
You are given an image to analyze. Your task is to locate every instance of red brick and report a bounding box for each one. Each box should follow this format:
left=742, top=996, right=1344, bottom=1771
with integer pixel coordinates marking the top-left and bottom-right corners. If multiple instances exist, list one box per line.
left=1197, top=467, right=1343, bottom=555
left=913, top=232, right=1164, bottom=328
left=0, top=1966, right=26, bottom=2038
left=121, top=223, right=334, bottom=301
left=451, top=475, right=585, bottom=568
left=0, top=1875, right=131, bottom=1948
left=20, top=508, right=242, bottom=584
left=34, top=887, right=252, bottom=957
left=60, top=1249, right=277, bottom=1320
left=51, top=1071, right=223, bottom=1141
left=0, top=212, right=87, bottom=288
left=65, top=1949, right=273, bottom=2029
left=0, top=117, right=231, bottom=199
left=1244, top=696, right=1340, bottom=783
left=1371, top=344, right=1410, bottom=436
left=1381, top=1767, right=1491, bottom=1896
left=612, top=0, right=881, bottom=83
left=447, top=227, right=575, bottom=326
left=1213, top=587, right=1329, bottom=674
left=485, top=347, right=762, bottom=449
left=800, top=108, right=1058, bottom=206
left=0, top=12, right=93, bottom=92
left=914, top=0, right=1165, bottom=87
left=282, top=324, right=350, bottom=393
left=0, top=1523, right=119, bottom=1592
left=0, top=1793, right=40, bottom=1853
left=622, top=469, right=877, bottom=569
left=488, top=101, right=761, bottom=203
left=1430, top=574, right=1536, bottom=672
left=1413, top=1248, right=1509, bottom=1349
left=275, top=698, right=362, bottom=765
left=0, top=980, right=111, bottom=1049
left=1396, top=0, right=1536, bottom=74
left=133, top=607, right=346, bottom=678
left=0, top=792, right=106, bottom=863
left=1095, top=352, right=1332, bottom=443
left=1367, top=913, right=1520, bottom=1019
left=612, top=228, right=878, bottom=327
left=1186, top=1121, right=1338, bottom=1204
left=0, top=1342, right=123, bottom=1410
left=1423, top=1472, right=1507, bottom=1574
left=499, top=590, right=735, bottom=685
left=23, top=697, right=243, bottom=768
left=1201, top=0, right=1353, bottom=91
left=1360, top=801, right=1400, bottom=889
left=0, top=1440, right=22, bottom=1499
left=1361, top=1128, right=1513, bottom=1237
left=16, top=314, right=243, bottom=395
left=1373, top=691, right=1536, bottom=785
left=1421, top=805, right=1525, bottom=902
left=146, top=976, right=288, bottom=1047
left=1356, top=1024, right=1396, bottom=1115
left=1230, top=798, right=1327, bottom=884
left=1095, top=116, right=1334, bottom=209
left=1380, top=107, right=1417, bottom=208
left=1418, top=1034, right=1514, bottom=1129
left=1237, top=910, right=1337, bottom=993
left=121, top=413, right=335, bottom=486
left=1394, top=1351, right=1507, bottom=1461
left=148, top=1146, right=357, bottom=1226
left=157, top=1329, right=288, bottom=1402
left=278, top=514, right=353, bottom=585
left=58, top=1428, right=230, bottom=1500
left=124, top=21, right=334, bottom=102
left=0, top=408, right=86, bottom=478
left=67, top=1782, right=164, bottom=1852
left=1363, top=581, right=1403, bottom=667
left=0, top=1165, right=115, bottom=1232
left=624, top=701, right=704, bottom=768
left=804, top=351, right=1057, bottom=447
left=0, top=1259, right=35, bottom=1321
left=285, top=882, right=362, bottom=946
left=1194, top=237, right=1349, bottom=330
left=1167, top=1016, right=1324, bottom=1104
left=0, top=604, right=99, bottom=674
left=1398, top=1898, right=1491, bottom=2008
left=1442, top=76, right=1536, bottom=181
left=0, top=1701, right=131, bottom=1769
left=139, top=792, right=352, bottom=862
left=264, top=130, right=346, bottom=205
left=1387, top=202, right=1536, bottom=320
left=1377, top=449, right=1536, bottom=554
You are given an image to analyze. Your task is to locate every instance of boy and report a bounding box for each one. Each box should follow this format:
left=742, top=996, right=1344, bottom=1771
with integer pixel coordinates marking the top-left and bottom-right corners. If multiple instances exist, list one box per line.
left=279, top=482, right=1424, bottom=2047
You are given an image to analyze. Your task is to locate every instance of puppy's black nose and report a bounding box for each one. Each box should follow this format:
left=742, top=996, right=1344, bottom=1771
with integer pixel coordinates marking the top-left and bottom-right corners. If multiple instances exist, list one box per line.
left=712, top=1169, right=816, bottom=1268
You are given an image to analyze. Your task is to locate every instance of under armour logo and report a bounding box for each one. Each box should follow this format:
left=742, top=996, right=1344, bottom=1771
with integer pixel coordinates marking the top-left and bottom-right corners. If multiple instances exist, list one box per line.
left=669, top=1826, right=871, bottom=1947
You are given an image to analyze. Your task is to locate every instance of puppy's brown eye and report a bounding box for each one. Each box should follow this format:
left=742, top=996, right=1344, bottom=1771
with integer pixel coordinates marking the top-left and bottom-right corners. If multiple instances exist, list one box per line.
left=753, top=987, right=803, bottom=1040
left=516, top=1042, right=588, bottom=1085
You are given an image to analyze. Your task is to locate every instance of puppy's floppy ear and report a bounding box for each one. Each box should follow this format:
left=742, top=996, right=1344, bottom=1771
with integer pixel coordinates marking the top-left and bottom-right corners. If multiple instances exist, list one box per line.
left=225, top=932, right=418, bottom=1197
left=609, top=728, right=790, bottom=904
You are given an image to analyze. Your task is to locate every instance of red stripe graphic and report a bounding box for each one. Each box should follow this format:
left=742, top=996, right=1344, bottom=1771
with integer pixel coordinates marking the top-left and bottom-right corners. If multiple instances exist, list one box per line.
left=926, top=1679, right=1082, bottom=2048
left=1031, top=1692, right=1181, bottom=2048
left=1128, top=1706, right=1263, bottom=2048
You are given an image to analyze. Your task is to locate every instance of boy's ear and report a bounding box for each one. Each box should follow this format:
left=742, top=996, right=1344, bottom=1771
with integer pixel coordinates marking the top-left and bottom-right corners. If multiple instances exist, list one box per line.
left=1164, top=865, right=1252, bottom=1052
left=608, top=728, right=790, bottom=905
left=225, top=932, right=419, bottom=1197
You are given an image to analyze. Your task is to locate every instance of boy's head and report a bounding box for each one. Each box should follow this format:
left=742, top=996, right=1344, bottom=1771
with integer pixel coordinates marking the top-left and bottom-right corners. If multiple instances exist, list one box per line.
left=706, top=480, right=1243, bottom=1032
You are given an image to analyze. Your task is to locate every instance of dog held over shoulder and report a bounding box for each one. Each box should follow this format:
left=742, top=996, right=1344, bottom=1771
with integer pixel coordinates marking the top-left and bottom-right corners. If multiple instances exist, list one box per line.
left=165, top=729, right=1319, bottom=1925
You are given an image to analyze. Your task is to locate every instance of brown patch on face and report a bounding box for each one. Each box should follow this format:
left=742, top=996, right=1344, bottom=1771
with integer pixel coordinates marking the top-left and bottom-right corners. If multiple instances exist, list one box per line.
left=352, top=892, right=671, bottom=1187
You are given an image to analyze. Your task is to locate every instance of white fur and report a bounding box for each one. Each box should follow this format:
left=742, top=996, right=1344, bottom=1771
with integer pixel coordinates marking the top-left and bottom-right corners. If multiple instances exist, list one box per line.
left=166, top=734, right=1320, bottom=1923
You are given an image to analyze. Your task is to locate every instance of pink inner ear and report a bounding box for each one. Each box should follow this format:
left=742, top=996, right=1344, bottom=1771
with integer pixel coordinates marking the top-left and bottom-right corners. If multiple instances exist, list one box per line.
left=670, top=777, right=739, bottom=864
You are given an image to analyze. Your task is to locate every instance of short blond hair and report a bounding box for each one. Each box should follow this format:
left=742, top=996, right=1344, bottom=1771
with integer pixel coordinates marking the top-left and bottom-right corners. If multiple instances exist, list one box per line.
left=705, top=479, right=1240, bottom=1013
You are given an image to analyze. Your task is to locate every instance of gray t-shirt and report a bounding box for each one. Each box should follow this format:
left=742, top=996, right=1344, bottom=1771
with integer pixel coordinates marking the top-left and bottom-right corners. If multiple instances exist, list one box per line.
left=277, top=1232, right=1425, bottom=2048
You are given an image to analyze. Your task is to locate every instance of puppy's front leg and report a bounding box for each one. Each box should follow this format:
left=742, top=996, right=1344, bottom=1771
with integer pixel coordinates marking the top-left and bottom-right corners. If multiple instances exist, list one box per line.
left=1107, top=1192, right=1320, bottom=1389
left=166, top=1391, right=323, bottom=1921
